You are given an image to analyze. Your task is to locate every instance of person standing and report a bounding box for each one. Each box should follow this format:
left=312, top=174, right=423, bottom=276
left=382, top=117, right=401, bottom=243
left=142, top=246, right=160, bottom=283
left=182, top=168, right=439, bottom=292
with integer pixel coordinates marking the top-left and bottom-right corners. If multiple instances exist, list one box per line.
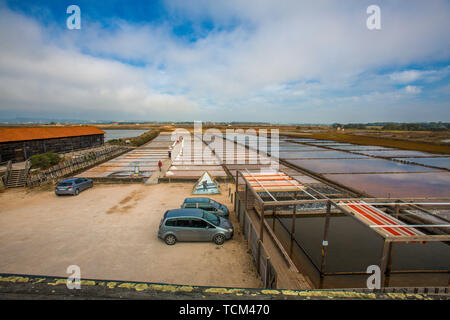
left=158, top=160, right=162, bottom=172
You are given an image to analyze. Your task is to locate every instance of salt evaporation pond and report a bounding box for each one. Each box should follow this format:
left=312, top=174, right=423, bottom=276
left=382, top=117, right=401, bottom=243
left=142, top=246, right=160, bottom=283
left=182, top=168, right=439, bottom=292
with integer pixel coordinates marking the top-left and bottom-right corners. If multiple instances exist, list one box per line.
left=287, top=158, right=439, bottom=173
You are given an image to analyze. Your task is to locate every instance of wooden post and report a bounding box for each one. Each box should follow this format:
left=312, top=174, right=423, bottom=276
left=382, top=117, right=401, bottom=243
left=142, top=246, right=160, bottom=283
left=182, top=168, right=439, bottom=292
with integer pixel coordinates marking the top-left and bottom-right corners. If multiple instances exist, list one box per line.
left=272, top=206, right=276, bottom=232
left=245, top=183, right=248, bottom=210
left=234, top=171, right=239, bottom=214
left=257, top=204, right=265, bottom=274
left=264, top=256, right=271, bottom=289
left=385, top=203, right=400, bottom=286
left=289, top=191, right=298, bottom=257
left=236, top=195, right=240, bottom=222
left=289, top=202, right=297, bottom=257
left=379, top=239, right=391, bottom=289
left=320, top=201, right=331, bottom=277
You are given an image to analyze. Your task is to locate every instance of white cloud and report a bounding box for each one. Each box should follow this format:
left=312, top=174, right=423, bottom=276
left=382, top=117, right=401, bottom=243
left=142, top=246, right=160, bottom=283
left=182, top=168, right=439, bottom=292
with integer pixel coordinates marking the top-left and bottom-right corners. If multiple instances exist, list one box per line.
left=0, top=8, right=200, bottom=120
left=405, top=85, right=422, bottom=94
left=0, top=1, right=449, bottom=122
left=389, top=67, right=450, bottom=84
left=390, top=70, right=424, bottom=83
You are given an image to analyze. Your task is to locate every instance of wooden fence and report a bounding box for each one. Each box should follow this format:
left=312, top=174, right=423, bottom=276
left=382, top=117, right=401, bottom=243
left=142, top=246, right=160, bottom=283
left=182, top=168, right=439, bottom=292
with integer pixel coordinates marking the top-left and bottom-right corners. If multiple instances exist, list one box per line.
left=27, top=146, right=129, bottom=187
left=234, top=189, right=277, bottom=289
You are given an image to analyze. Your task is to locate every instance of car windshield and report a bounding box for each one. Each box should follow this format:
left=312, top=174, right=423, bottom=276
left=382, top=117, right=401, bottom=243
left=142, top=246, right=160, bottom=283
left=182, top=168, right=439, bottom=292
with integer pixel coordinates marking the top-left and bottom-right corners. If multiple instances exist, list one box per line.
left=203, top=211, right=219, bottom=226
left=58, top=182, right=72, bottom=186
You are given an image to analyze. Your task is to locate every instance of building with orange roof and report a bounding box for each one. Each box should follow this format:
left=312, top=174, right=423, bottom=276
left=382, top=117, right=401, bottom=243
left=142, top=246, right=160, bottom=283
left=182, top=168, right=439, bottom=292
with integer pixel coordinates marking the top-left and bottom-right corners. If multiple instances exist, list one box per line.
left=0, top=126, right=105, bottom=162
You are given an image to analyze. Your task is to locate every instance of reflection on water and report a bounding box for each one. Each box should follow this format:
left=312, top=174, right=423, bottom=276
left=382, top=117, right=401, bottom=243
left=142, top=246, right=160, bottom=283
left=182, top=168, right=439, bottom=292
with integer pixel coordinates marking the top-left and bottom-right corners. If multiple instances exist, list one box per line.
left=264, top=136, right=450, bottom=288
left=279, top=150, right=368, bottom=159
left=104, top=129, right=149, bottom=141
left=328, top=145, right=394, bottom=151
left=287, top=158, right=439, bottom=173
left=324, top=172, right=450, bottom=198
left=267, top=215, right=450, bottom=288
left=394, top=157, right=450, bottom=170
left=354, top=150, right=438, bottom=158
left=277, top=146, right=325, bottom=151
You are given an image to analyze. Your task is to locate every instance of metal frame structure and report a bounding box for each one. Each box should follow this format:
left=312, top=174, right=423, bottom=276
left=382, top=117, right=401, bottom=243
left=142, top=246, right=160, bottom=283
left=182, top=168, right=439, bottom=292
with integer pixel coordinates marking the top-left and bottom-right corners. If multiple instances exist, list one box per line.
left=235, top=170, right=450, bottom=288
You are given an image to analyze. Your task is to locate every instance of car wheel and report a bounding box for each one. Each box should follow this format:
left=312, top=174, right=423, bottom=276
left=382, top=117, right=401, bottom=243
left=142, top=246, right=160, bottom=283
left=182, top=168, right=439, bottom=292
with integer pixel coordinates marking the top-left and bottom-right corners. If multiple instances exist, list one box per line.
left=165, top=234, right=177, bottom=245
left=213, top=234, right=225, bottom=245
left=74, top=189, right=79, bottom=196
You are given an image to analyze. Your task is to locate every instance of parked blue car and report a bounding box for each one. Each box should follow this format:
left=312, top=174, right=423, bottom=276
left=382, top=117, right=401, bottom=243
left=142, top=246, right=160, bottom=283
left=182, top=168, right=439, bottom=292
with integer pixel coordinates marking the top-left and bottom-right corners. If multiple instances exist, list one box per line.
left=181, top=197, right=230, bottom=219
left=55, top=178, right=93, bottom=196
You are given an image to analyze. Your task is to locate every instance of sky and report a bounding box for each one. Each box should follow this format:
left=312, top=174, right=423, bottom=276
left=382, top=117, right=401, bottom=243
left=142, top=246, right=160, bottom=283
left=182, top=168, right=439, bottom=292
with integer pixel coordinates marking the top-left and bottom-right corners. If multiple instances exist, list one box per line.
left=0, top=0, right=449, bottom=123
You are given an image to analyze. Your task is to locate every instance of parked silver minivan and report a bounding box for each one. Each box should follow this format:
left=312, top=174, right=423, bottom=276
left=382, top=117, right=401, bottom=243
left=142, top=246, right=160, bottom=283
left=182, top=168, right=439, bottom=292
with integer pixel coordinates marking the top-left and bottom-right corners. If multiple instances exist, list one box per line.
left=158, top=209, right=234, bottom=245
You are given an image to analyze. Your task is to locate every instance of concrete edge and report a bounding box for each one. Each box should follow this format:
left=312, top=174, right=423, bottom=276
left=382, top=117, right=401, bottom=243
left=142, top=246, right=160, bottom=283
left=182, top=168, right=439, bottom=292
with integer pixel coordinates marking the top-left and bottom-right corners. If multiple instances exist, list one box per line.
left=0, top=274, right=447, bottom=300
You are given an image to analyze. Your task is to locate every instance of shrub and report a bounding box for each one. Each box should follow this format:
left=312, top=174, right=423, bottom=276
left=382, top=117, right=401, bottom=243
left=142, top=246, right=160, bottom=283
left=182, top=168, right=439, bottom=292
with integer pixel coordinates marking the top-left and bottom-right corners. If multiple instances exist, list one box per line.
left=107, top=139, right=123, bottom=145
left=131, top=130, right=160, bottom=146
left=105, top=130, right=160, bottom=147
left=30, top=152, right=61, bottom=170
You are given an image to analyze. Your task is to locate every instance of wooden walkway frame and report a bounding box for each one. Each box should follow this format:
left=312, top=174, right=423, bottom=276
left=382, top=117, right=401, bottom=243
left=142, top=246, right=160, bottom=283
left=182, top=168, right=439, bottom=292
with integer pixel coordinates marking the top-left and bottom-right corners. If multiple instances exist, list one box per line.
left=235, top=170, right=450, bottom=289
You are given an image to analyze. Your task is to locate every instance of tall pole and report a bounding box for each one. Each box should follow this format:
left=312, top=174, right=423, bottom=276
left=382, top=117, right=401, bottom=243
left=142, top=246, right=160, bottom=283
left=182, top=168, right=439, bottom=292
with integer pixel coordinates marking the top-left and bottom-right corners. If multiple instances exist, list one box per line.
left=320, top=201, right=331, bottom=278
left=379, top=239, right=391, bottom=289
left=289, top=200, right=297, bottom=258
left=385, top=202, right=399, bottom=287
left=235, top=171, right=239, bottom=216
left=272, top=207, right=276, bottom=232
left=245, top=183, right=248, bottom=210
left=257, top=204, right=265, bottom=274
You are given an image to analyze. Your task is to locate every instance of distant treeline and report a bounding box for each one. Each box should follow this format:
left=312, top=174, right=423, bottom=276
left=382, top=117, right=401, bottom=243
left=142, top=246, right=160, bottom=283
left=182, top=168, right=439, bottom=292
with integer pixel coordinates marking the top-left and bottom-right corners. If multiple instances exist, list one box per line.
left=331, top=122, right=450, bottom=131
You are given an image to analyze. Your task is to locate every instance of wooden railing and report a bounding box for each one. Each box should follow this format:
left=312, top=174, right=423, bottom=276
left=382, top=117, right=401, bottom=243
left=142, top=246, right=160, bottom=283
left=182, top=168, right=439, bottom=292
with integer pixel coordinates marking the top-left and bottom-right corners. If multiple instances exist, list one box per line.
left=27, top=146, right=129, bottom=187
left=2, top=161, right=12, bottom=186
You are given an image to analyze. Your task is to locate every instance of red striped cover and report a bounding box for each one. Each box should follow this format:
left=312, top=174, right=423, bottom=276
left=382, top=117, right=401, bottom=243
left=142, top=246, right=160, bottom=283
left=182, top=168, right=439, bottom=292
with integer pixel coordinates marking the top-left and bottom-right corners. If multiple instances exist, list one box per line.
left=338, top=200, right=424, bottom=237
left=244, top=171, right=305, bottom=191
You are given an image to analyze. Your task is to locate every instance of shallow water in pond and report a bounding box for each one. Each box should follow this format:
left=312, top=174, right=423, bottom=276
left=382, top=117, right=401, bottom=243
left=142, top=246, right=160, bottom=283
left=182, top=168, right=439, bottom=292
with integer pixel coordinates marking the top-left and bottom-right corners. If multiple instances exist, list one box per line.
left=287, top=158, right=440, bottom=173
left=324, top=172, right=450, bottom=198
left=394, top=157, right=450, bottom=170
left=104, top=129, right=150, bottom=141
left=278, top=150, right=368, bottom=159
left=248, top=136, right=450, bottom=288
left=266, top=215, right=450, bottom=288
left=328, top=145, right=394, bottom=151
left=354, top=150, right=439, bottom=158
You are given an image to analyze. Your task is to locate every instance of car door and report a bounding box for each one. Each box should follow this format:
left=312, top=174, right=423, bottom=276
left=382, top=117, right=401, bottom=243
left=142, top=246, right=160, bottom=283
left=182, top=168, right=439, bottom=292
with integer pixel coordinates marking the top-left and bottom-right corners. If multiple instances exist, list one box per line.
left=190, top=218, right=212, bottom=241
left=82, top=178, right=91, bottom=189
left=175, top=218, right=194, bottom=241
left=78, top=178, right=87, bottom=191
left=72, top=179, right=80, bottom=191
left=198, top=202, right=215, bottom=212
left=182, top=203, right=197, bottom=209
left=79, top=178, right=87, bottom=190
left=200, top=203, right=225, bottom=217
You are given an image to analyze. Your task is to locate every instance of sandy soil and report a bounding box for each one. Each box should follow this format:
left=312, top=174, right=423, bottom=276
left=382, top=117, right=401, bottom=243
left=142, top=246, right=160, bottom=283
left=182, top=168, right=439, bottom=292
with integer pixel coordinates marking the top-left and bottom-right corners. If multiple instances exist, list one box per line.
left=0, top=183, right=262, bottom=288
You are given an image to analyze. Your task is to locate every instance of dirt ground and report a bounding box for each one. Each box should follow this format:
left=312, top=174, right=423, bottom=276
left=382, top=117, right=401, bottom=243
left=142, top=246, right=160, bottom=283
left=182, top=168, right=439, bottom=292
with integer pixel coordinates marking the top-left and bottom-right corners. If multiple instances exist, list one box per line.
left=0, top=182, right=262, bottom=288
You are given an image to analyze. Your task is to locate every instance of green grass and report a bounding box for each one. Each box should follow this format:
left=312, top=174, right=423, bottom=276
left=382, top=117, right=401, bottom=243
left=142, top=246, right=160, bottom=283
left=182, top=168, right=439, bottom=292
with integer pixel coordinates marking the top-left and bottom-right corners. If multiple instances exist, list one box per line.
left=282, top=131, right=450, bottom=155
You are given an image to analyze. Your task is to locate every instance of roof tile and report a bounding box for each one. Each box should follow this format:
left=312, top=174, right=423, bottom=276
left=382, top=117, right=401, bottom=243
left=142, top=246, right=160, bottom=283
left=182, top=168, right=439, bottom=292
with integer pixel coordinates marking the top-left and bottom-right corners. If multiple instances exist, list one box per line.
left=0, top=127, right=105, bottom=143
